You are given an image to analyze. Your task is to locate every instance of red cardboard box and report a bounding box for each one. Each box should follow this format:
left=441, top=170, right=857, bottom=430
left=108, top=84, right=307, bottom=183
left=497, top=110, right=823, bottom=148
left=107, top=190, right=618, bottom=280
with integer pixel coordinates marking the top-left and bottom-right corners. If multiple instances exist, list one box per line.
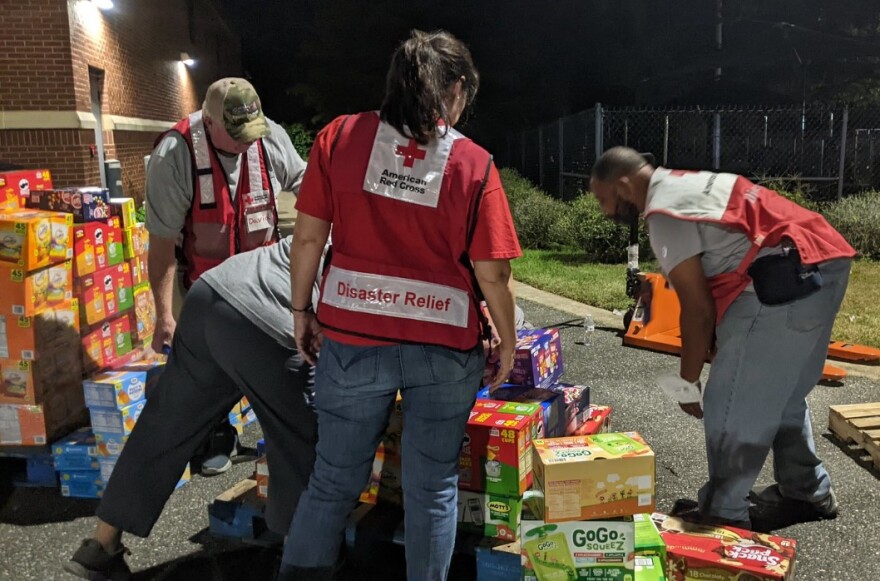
left=75, top=262, right=134, bottom=326
left=571, top=404, right=613, bottom=436
left=0, top=169, right=53, bottom=210
left=73, top=222, right=112, bottom=277
left=651, top=513, right=797, bottom=580
left=128, top=254, right=148, bottom=286
left=80, top=314, right=133, bottom=372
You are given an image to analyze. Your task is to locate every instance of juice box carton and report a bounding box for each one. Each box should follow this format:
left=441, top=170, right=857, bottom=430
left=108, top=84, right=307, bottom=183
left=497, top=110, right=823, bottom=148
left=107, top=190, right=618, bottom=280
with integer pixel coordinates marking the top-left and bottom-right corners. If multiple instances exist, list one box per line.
left=459, top=404, right=539, bottom=497
left=650, top=514, right=797, bottom=581
left=73, top=222, right=110, bottom=277
left=0, top=298, right=80, bottom=361
left=475, top=540, right=521, bottom=581
left=52, top=427, right=100, bottom=471
left=28, top=187, right=110, bottom=223
left=108, top=198, right=137, bottom=230
left=478, top=386, right=565, bottom=438
left=486, top=328, right=563, bottom=389
left=0, top=260, right=72, bottom=317
left=571, top=404, right=612, bottom=436
left=0, top=210, right=72, bottom=272
left=83, top=370, right=147, bottom=411
left=130, top=282, right=156, bottom=343
left=123, top=223, right=148, bottom=259
left=90, top=399, right=145, bottom=450
left=634, top=513, right=667, bottom=568
left=533, top=432, right=655, bottom=523
left=0, top=169, right=53, bottom=210
left=635, top=556, right=666, bottom=581
left=128, top=254, right=148, bottom=286
left=521, top=519, right=635, bottom=581
left=457, top=489, right=522, bottom=541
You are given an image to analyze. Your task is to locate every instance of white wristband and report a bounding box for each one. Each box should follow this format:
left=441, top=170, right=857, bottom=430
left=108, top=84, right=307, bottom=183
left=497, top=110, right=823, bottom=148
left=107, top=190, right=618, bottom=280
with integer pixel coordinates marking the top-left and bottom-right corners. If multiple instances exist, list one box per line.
left=656, top=375, right=702, bottom=405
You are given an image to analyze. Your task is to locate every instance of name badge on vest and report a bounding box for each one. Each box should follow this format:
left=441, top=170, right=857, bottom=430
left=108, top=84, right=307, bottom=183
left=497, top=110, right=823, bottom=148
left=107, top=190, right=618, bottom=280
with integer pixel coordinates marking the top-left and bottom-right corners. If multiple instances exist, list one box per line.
left=246, top=209, right=272, bottom=233
left=245, top=189, right=270, bottom=210
left=363, top=121, right=460, bottom=208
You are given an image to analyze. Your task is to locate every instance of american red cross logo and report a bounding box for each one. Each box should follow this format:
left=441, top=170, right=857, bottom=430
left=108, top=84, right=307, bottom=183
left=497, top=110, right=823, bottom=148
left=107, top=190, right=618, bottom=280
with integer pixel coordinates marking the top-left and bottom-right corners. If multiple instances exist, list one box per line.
left=395, top=139, right=427, bottom=168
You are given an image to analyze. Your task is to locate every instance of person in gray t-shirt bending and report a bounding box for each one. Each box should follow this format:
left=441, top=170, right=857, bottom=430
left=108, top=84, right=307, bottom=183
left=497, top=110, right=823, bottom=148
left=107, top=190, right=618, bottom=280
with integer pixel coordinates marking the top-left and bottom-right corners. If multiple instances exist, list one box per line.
left=66, top=237, right=319, bottom=580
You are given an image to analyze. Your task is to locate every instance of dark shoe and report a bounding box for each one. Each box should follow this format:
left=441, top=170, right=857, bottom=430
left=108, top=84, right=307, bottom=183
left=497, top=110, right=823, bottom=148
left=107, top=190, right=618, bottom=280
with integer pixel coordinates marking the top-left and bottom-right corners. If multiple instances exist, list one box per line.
left=201, top=433, right=240, bottom=476
left=63, top=539, right=132, bottom=581
left=670, top=498, right=752, bottom=530
left=749, top=484, right=838, bottom=532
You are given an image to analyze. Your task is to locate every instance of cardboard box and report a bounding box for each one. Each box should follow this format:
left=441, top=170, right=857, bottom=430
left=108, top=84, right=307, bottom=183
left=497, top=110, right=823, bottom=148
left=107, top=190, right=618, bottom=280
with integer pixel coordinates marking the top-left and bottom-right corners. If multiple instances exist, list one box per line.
left=0, top=299, right=80, bottom=361
left=472, top=399, right=543, bottom=439
left=75, top=262, right=134, bottom=325
left=635, top=556, right=666, bottom=581
left=486, top=328, right=564, bottom=389
left=0, top=169, right=53, bottom=210
left=0, top=356, right=82, bottom=406
left=521, top=519, right=635, bottom=581
left=117, top=359, right=164, bottom=397
left=459, top=404, right=539, bottom=497
left=0, top=389, right=88, bottom=445
left=228, top=397, right=257, bottom=433
left=572, top=404, right=612, bottom=436
left=255, top=455, right=269, bottom=499
left=650, top=514, right=797, bottom=581
left=532, top=432, right=655, bottom=523
left=457, top=490, right=522, bottom=541
left=359, top=441, right=384, bottom=505
left=130, top=282, right=156, bottom=343
left=73, top=222, right=111, bottom=277
left=80, top=314, right=134, bottom=371
left=83, top=370, right=147, bottom=411
left=59, top=469, right=104, bottom=498
left=105, top=225, right=125, bottom=266
left=108, top=198, right=137, bottom=230
left=90, top=399, right=145, bottom=451
left=123, top=223, right=148, bottom=259
left=475, top=540, right=521, bottom=581
left=635, top=513, right=667, bottom=570
left=52, top=427, right=100, bottom=471
left=551, top=384, right=591, bottom=433
left=478, top=386, right=565, bottom=438
left=28, top=187, right=110, bottom=223
left=0, top=209, right=72, bottom=273
left=97, top=455, right=189, bottom=490
left=0, top=260, right=72, bottom=318
left=128, top=254, right=148, bottom=286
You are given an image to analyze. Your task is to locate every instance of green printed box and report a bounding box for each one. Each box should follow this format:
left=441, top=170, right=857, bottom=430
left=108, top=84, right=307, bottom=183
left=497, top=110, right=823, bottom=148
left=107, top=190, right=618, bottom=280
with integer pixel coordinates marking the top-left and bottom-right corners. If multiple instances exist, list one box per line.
left=521, top=519, right=635, bottom=581
left=634, top=513, right=666, bottom=569
left=457, top=490, right=522, bottom=542
left=634, top=555, right=665, bottom=581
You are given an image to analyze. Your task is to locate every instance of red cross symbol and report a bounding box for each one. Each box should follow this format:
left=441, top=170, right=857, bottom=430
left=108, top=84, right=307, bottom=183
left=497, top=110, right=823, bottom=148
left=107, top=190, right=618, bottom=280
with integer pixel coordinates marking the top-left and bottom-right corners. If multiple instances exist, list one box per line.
left=395, top=139, right=427, bottom=168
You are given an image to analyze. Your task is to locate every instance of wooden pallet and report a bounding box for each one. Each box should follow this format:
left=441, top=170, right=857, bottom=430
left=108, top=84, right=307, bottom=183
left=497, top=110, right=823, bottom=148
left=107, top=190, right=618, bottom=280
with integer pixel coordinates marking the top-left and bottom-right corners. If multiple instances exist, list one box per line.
left=828, top=403, right=880, bottom=469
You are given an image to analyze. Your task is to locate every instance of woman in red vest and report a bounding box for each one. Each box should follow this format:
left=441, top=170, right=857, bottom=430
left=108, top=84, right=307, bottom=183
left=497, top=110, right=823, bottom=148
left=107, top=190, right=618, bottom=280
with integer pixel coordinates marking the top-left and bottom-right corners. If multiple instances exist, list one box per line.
left=281, top=30, right=521, bottom=580
left=590, top=146, right=855, bottom=532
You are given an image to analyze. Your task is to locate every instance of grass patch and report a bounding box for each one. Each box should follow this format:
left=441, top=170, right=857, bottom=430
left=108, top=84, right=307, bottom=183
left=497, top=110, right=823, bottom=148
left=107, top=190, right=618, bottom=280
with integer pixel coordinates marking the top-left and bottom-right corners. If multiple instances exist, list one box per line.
left=515, top=249, right=880, bottom=348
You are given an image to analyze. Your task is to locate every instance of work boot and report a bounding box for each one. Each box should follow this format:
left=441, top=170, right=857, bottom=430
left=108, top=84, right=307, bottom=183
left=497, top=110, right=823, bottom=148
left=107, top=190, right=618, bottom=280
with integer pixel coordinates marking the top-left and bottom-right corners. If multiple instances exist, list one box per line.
left=64, top=539, right=132, bottom=581
left=749, top=484, right=838, bottom=532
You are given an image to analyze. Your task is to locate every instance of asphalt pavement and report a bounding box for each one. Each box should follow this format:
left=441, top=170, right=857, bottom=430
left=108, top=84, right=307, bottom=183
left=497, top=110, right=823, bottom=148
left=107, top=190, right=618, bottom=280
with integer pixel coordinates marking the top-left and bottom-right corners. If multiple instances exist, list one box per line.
left=1, top=295, right=878, bottom=580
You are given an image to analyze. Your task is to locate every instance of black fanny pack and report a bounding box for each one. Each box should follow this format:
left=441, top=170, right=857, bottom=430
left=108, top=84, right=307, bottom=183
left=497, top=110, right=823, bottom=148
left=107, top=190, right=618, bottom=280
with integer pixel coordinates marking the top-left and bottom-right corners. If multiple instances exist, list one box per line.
left=747, top=248, right=823, bottom=305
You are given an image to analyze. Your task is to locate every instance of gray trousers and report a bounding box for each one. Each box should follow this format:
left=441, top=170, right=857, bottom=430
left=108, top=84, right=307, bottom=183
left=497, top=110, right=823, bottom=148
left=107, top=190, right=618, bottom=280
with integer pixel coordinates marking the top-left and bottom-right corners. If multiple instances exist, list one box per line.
left=699, top=258, right=851, bottom=522
left=97, top=281, right=318, bottom=535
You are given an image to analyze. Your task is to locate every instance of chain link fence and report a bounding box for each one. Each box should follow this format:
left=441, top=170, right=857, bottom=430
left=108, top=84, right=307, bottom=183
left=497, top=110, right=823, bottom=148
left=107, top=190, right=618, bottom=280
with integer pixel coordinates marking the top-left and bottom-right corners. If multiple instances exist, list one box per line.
left=503, top=104, right=880, bottom=201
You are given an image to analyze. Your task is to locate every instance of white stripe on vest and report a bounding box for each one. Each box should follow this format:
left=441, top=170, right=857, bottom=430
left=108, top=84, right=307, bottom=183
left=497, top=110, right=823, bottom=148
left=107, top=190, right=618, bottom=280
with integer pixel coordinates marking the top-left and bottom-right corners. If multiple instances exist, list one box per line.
left=321, top=265, right=470, bottom=328
left=646, top=168, right=740, bottom=221
left=363, top=119, right=461, bottom=208
left=188, top=111, right=215, bottom=206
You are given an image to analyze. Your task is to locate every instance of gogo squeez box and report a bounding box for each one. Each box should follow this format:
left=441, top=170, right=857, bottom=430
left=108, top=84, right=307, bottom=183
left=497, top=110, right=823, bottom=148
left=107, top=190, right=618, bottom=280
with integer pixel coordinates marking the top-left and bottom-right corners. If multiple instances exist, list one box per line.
left=521, top=520, right=635, bottom=581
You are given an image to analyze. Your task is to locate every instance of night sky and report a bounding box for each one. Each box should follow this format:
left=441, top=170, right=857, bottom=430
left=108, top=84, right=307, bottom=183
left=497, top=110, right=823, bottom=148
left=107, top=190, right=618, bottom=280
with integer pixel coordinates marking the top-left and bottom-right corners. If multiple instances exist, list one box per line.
left=220, top=0, right=880, bottom=152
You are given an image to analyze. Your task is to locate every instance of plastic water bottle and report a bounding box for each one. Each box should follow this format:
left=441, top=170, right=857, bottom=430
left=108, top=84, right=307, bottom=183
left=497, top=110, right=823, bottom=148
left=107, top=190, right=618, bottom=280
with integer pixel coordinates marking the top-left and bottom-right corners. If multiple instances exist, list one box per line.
left=583, top=314, right=595, bottom=346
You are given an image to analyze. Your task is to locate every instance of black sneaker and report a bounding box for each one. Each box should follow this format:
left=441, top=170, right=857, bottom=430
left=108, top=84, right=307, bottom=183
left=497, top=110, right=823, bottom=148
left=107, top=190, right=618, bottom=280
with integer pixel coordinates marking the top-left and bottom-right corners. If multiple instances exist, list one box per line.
left=64, top=539, right=132, bottom=581
left=670, top=498, right=752, bottom=530
left=749, top=484, right=838, bottom=532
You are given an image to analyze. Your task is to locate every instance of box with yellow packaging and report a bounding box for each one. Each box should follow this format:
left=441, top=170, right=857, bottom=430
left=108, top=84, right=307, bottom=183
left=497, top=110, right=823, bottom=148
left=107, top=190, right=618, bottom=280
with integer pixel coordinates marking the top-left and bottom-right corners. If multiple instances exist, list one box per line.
left=521, top=519, right=635, bottom=581
left=0, top=209, right=72, bottom=271
left=0, top=356, right=82, bottom=406
left=90, top=399, right=145, bottom=452
left=130, top=282, right=156, bottom=342
left=108, top=198, right=137, bottom=230
left=122, top=223, right=148, bottom=259
left=0, top=299, right=80, bottom=361
left=0, top=260, right=72, bottom=317
left=533, top=432, right=655, bottom=523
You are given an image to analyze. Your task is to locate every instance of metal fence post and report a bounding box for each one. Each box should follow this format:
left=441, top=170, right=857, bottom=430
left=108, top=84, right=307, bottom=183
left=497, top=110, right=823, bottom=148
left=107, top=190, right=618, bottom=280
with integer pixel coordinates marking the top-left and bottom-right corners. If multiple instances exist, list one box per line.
left=713, top=112, right=722, bottom=169
left=594, top=103, right=604, bottom=159
left=663, top=115, right=670, bottom=166
left=837, top=106, right=849, bottom=200
left=538, top=125, right=544, bottom=190
left=558, top=117, right=564, bottom=198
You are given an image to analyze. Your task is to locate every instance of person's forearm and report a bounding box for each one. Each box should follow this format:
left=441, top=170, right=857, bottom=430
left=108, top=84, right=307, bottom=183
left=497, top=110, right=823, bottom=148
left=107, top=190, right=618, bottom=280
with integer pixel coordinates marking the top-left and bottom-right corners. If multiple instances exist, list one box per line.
left=147, top=237, right=179, bottom=322
left=290, top=217, right=329, bottom=311
left=476, top=262, right=516, bottom=347
left=678, top=307, right=715, bottom=383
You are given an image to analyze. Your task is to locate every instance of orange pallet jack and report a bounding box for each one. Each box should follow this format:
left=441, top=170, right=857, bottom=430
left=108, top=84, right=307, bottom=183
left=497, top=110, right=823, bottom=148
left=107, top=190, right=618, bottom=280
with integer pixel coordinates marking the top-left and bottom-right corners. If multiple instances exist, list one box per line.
left=622, top=273, right=878, bottom=382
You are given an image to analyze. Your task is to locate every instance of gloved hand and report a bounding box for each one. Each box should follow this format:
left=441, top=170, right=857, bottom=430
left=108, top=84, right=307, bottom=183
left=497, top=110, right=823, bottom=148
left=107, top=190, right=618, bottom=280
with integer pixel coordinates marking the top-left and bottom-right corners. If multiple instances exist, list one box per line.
left=656, top=374, right=703, bottom=419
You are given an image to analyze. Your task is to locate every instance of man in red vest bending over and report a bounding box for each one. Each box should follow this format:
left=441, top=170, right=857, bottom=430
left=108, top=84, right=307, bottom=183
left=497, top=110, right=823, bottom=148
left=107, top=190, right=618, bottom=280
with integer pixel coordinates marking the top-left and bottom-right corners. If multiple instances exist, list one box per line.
left=145, top=78, right=306, bottom=474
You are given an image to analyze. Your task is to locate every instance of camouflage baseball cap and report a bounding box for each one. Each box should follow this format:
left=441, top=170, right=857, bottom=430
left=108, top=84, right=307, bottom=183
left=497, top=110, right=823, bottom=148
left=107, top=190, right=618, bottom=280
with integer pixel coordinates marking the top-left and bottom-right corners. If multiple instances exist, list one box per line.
left=202, top=78, right=271, bottom=143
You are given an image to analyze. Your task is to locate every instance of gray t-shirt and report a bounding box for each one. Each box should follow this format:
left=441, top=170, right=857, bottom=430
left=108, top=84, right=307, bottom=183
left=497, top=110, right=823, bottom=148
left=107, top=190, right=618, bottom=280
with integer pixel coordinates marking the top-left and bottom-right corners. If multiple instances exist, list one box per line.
left=145, top=118, right=306, bottom=240
left=200, top=235, right=320, bottom=350
left=647, top=214, right=779, bottom=290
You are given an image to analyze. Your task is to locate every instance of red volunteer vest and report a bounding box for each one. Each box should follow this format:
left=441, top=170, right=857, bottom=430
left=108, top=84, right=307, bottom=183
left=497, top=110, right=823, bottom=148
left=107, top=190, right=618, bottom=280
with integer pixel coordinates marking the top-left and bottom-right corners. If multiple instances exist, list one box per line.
left=645, top=168, right=856, bottom=323
left=316, top=113, right=492, bottom=351
left=156, top=111, right=279, bottom=286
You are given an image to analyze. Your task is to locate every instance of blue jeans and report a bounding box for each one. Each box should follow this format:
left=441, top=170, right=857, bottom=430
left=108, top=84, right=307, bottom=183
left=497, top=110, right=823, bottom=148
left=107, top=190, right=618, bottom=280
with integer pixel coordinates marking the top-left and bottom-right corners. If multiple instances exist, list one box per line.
left=699, top=258, right=851, bottom=522
left=282, top=338, right=484, bottom=580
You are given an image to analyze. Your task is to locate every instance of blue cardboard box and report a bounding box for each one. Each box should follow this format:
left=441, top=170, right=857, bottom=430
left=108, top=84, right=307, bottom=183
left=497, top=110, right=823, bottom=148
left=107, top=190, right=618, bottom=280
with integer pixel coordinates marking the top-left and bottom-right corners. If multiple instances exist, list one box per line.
left=117, top=359, right=165, bottom=398
left=475, top=539, right=521, bottom=581
left=83, top=370, right=147, bottom=411
left=90, top=400, right=145, bottom=454
left=52, top=427, right=100, bottom=471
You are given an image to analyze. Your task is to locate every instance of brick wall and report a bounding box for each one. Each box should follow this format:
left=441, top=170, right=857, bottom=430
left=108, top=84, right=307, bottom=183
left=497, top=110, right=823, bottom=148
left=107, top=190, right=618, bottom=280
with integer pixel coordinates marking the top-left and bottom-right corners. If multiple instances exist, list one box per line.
left=0, top=0, right=241, bottom=200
